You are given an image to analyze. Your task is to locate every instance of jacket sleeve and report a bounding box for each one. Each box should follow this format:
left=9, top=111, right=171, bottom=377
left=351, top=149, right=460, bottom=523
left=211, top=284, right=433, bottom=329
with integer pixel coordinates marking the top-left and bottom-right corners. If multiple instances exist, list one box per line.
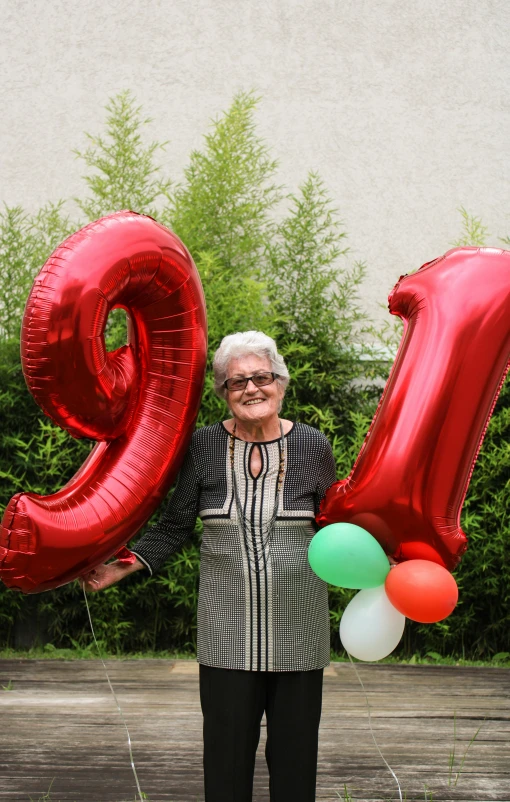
left=314, top=437, right=337, bottom=517
left=130, top=446, right=200, bottom=575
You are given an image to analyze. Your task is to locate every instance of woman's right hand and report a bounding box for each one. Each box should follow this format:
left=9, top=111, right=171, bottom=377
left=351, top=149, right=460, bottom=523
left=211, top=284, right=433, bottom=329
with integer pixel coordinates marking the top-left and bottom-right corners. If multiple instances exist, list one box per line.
left=78, top=557, right=144, bottom=592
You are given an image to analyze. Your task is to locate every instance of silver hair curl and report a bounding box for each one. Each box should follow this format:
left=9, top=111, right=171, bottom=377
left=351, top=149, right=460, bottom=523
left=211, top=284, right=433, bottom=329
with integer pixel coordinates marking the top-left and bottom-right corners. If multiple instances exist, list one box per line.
left=213, top=331, right=290, bottom=401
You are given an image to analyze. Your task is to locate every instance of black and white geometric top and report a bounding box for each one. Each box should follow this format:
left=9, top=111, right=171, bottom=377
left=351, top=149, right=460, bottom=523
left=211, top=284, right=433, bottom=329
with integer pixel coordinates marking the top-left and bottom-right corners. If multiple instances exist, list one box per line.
left=131, top=421, right=336, bottom=672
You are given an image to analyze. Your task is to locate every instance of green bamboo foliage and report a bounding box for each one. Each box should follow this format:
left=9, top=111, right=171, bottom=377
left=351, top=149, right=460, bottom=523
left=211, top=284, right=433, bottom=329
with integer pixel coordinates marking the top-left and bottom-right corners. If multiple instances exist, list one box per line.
left=0, top=207, right=39, bottom=340
left=0, top=93, right=508, bottom=659
left=453, top=206, right=490, bottom=248
left=264, top=172, right=384, bottom=436
left=74, top=90, right=172, bottom=221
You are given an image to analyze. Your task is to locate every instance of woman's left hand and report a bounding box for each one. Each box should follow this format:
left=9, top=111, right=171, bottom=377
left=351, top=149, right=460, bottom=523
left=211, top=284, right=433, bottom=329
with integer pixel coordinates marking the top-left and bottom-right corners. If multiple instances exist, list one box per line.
left=78, top=558, right=143, bottom=592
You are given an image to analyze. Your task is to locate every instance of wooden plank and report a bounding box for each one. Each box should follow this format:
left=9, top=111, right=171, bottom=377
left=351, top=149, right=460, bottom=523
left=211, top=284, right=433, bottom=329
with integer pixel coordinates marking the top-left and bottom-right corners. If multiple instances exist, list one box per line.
left=0, top=660, right=508, bottom=801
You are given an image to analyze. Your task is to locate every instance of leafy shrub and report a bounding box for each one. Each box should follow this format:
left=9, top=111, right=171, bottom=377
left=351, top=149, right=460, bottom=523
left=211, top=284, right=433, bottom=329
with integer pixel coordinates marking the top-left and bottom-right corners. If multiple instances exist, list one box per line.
left=74, top=90, right=172, bottom=221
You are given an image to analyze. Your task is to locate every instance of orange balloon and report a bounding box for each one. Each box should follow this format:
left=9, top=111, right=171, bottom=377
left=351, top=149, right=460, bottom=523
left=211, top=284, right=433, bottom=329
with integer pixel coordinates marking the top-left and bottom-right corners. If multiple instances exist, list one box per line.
left=385, top=559, right=458, bottom=623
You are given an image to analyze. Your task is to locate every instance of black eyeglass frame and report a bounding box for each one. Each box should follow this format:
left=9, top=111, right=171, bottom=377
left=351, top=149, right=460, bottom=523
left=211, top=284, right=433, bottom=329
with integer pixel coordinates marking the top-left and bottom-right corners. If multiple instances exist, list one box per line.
left=223, top=371, right=280, bottom=391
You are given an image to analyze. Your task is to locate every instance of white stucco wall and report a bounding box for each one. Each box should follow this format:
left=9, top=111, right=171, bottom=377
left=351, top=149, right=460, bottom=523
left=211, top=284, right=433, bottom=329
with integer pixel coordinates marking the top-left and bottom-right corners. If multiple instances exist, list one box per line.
left=1, top=0, right=509, bottom=324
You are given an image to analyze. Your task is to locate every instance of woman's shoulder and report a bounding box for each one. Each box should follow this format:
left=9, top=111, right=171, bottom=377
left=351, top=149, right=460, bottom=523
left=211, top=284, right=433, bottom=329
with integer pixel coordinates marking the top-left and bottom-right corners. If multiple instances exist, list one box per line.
left=291, top=421, right=332, bottom=448
left=189, top=421, right=227, bottom=450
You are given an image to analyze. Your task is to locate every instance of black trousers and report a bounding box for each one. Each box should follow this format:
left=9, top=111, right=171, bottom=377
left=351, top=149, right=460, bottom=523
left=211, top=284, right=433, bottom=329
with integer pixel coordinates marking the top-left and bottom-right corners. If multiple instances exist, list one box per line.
left=199, top=664, right=324, bottom=802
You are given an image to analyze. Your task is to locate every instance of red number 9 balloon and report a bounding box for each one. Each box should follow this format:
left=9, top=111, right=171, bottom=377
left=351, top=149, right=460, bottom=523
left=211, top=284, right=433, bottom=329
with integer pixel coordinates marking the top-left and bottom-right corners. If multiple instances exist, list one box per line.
left=319, top=247, right=510, bottom=571
left=0, top=211, right=207, bottom=593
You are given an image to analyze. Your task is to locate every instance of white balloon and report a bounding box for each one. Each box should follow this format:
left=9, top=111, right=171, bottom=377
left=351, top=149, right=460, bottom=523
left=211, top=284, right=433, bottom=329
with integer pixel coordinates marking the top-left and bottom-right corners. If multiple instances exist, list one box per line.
left=340, top=585, right=405, bottom=661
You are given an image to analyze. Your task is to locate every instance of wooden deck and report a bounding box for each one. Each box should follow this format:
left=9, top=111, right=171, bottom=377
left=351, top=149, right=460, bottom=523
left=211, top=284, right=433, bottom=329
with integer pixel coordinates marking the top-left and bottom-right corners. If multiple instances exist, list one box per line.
left=0, top=659, right=508, bottom=802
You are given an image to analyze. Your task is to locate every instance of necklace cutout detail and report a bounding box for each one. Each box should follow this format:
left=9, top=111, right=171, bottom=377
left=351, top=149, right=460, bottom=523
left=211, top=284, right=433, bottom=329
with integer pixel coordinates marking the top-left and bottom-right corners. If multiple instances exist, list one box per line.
left=229, top=422, right=286, bottom=568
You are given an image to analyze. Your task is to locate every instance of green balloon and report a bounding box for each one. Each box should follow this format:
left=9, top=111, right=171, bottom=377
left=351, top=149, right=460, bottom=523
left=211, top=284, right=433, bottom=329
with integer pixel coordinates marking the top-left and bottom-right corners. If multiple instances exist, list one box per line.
left=308, top=523, right=390, bottom=589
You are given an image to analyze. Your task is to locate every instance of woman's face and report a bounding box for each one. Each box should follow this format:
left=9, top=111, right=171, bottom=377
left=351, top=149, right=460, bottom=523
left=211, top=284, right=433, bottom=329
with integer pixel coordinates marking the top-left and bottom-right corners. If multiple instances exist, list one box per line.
left=225, top=354, right=284, bottom=427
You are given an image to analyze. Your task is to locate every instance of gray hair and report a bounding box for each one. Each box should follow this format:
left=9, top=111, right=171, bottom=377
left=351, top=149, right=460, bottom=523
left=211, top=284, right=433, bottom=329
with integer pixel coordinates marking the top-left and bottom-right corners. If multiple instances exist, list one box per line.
left=213, top=331, right=290, bottom=401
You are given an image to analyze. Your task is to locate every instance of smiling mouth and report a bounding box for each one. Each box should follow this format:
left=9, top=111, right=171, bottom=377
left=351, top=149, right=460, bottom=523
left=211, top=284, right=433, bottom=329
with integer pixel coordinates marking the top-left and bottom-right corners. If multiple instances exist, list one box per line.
left=244, top=399, right=265, bottom=405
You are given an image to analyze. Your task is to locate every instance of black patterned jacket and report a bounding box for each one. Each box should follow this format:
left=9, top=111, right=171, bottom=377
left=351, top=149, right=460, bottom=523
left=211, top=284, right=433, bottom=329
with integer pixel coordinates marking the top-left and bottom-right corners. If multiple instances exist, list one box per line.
left=132, top=422, right=336, bottom=671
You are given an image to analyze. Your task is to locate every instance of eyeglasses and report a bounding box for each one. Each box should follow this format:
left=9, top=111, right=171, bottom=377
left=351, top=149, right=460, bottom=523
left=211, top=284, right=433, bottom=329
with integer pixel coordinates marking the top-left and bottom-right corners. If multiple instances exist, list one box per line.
left=223, top=371, right=279, bottom=391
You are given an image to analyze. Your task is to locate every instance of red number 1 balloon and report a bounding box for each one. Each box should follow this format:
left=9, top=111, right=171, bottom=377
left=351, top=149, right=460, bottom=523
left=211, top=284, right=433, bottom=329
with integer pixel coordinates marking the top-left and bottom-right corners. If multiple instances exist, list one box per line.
left=319, top=247, right=510, bottom=571
left=0, top=211, right=207, bottom=593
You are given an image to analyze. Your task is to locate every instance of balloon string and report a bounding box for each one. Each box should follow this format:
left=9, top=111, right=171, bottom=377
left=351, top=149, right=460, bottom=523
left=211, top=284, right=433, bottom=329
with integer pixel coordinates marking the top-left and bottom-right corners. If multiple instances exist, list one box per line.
left=82, top=588, right=144, bottom=802
left=347, top=651, right=403, bottom=802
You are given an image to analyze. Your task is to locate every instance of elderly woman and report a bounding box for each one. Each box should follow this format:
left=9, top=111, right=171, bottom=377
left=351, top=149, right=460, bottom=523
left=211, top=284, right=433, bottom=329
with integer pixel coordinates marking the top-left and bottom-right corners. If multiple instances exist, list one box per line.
left=81, top=330, right=336, bottom=802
